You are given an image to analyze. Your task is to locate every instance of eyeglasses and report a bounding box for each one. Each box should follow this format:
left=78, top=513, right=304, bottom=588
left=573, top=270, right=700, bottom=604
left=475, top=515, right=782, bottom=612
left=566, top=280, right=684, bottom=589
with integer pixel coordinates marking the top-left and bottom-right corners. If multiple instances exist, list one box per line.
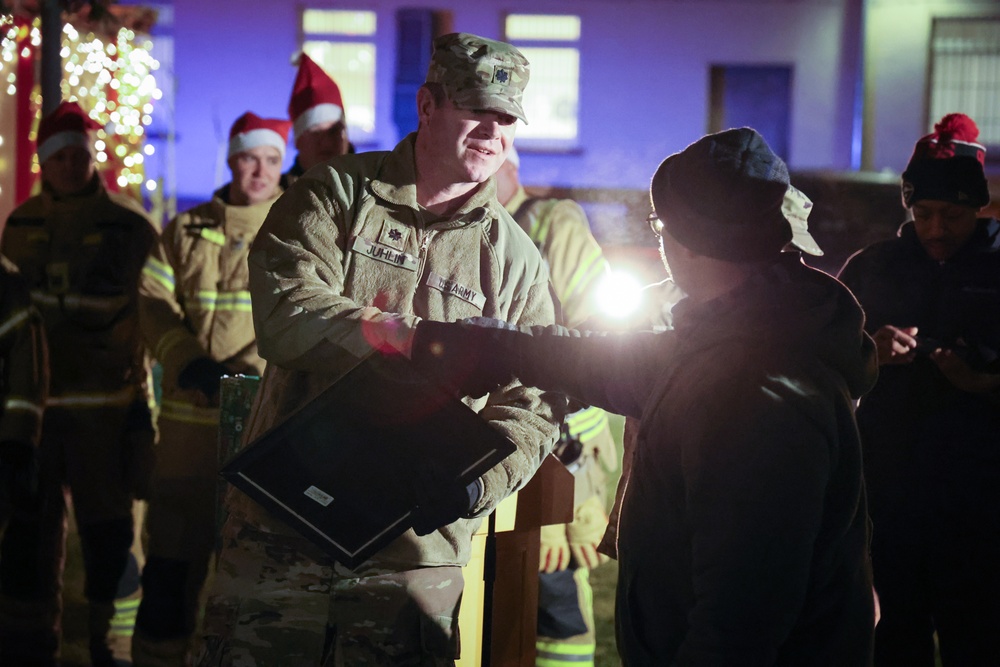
left=647, top=211, right=664, bottom=237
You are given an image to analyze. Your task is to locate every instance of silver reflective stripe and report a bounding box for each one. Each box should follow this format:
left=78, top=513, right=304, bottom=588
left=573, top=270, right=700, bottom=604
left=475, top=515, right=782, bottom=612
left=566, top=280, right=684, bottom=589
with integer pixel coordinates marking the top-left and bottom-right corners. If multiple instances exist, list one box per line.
left=47, top=387, right=136, bottom=408
left=4, top=398, right=44, bottom=418
left=0, top=308, right=31, bottom=339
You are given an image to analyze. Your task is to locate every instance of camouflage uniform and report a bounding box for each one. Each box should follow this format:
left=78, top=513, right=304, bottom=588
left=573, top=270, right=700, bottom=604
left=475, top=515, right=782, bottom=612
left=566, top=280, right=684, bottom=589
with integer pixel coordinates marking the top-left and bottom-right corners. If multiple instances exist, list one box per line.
left=505, top=186, right=617, bottom=667
left=197, top=34, right=559, bottom=666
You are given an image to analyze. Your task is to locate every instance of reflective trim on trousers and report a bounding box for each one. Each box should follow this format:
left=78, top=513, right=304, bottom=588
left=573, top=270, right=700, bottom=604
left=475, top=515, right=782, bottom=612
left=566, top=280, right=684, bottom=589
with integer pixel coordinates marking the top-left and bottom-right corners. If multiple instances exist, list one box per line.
left=47, top=386, right=136, bottom=408
left=159, top=399, right=219, bottom=426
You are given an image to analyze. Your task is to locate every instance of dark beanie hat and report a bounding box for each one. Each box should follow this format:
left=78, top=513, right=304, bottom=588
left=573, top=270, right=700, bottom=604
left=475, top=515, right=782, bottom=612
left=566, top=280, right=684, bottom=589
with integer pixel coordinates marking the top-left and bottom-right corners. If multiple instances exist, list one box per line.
left=901, top=113, right=989, bottom=209
left=650, top=127, right=793, bottom=262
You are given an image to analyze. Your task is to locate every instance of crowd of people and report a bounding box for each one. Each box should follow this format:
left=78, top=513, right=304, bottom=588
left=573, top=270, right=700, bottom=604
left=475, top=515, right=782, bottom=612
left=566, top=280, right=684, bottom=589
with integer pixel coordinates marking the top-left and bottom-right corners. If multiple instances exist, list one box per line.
left=0, top=28, right=997, bottom=667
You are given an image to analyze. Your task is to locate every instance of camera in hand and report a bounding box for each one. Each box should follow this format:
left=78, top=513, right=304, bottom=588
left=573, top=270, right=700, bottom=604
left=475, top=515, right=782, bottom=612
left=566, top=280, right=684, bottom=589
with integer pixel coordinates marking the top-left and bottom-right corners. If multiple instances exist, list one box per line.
left=913, top=335, right=947, bottom=357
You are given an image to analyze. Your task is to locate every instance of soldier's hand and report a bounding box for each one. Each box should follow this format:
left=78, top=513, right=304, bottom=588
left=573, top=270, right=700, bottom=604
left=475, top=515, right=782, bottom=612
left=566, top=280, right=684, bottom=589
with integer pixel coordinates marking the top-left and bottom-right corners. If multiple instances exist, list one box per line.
left=872, top=325, right=918, bottom=366
left=410, top=472, right=482, bottom=536
left=178, top=357, right=232, bottom=400
left=0, top=439, right=40, bottom=514
left=566, top=496, right=611, bottom=570
left=540, top=523, right=571, bottom=573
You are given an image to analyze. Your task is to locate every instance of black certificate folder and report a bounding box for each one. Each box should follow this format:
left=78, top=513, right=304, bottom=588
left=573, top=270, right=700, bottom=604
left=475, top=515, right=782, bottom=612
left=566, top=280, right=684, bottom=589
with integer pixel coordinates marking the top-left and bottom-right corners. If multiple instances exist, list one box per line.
left=219, top=352, right=517, bottom=569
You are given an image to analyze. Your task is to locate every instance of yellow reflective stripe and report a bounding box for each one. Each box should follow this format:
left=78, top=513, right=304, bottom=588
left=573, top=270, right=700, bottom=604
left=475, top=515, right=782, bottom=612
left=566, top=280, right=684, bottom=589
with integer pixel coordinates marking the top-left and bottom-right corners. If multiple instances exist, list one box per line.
left=160, top=399, right=219, bottom=426
left=4, top=397, right=44, bottom=418
left=216, top=290, right=253, bottom=311
left=142, top=255, right=175, bottom=292
left=0, top=308, right=31, bottom=339
left=576, top=567, right=594, bottom=624
left=154, top=326, right=194, bottom=364
left=199, top=228, right=227, bottom=246
left=189, top=289, right=253, bottom=313
left=561, top=248, right=606, bottom=304
left=47, top=387, right=136, bottom=408
left=194, top=290, right=218, bottom=310
left=110, top=596, right=140, bottom=637
left=565, top=406, right=609, bottom=443
left=535, top=642, right=595, bottom=665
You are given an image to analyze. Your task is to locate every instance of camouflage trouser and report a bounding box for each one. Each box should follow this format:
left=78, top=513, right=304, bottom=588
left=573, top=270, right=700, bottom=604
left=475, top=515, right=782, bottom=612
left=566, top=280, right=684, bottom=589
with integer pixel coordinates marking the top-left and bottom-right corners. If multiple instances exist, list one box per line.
left=328, top=563, right=463, bottom=667
left=196, top=516, right=463, bottom=667
left=196, top=517, right=335, bottom=666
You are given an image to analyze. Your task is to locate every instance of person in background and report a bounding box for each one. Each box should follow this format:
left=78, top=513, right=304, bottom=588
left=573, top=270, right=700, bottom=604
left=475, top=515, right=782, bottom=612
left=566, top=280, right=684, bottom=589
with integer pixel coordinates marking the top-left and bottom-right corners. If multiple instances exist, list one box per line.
left=0, top=100, right=158, bottom=667
left=281, top=53, right=352, bottom=189
left=132, top=112, right=289, bottom=666
left=495, top=146, right=617, bottom=667
left=0, top=254, right=49, bottom=543
left=197, top=33, right=561, bottom=666
left=408, top=127, right=879, bottom=666
left=838, top=112, right=1000, bottom=667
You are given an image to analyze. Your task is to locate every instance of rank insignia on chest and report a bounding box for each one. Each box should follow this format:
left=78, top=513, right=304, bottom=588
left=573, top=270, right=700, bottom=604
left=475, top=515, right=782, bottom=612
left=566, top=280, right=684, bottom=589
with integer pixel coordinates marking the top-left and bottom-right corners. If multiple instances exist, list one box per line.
left=378, top=219, right=410, bottom=250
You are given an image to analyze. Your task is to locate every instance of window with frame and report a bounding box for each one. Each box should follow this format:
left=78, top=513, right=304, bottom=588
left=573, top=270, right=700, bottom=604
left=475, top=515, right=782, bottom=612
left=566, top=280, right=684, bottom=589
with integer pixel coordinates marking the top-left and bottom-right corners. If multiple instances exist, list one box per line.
left=301, top=9, right=377, bottom=143
left=929, top=17, right=1000, bottom=157
left=504, top=14, right=581, bottom=149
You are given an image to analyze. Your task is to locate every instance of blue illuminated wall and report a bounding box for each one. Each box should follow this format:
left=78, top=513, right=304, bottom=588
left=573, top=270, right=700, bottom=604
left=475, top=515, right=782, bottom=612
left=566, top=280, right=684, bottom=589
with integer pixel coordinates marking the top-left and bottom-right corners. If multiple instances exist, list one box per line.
left=123, top=0, right=997, bottom=204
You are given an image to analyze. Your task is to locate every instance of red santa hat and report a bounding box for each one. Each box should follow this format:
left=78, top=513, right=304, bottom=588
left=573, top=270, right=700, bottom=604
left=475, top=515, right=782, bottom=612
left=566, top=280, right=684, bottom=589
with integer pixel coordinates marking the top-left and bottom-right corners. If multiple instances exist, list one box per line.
left=288, top=53, right=345, bottom=140
left=901, top=113, right=989, bottom=209
left=37, top=101, right=103, bottom=163
left=227, top=112, right=292, bottom=159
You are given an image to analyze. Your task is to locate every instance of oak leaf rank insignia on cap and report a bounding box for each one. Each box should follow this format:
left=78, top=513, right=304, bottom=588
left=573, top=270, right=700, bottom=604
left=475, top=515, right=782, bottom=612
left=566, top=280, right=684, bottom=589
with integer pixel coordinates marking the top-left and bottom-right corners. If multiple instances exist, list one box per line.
left=425, top=32, right=530, bottom=124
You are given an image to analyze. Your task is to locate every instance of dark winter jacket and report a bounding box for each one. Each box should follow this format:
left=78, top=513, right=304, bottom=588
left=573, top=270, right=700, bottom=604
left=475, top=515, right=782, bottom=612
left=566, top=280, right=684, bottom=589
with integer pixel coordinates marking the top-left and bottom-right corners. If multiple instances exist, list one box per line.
left=838, top=218, right=1000, bottom=518
left=508, top=255, right=878, bottom=665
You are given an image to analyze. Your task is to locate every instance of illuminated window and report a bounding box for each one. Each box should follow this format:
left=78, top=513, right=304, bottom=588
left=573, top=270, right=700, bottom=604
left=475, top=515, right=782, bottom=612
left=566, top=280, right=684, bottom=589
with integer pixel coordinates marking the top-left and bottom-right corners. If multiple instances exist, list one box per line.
left=301, top=9, right=377, bottom=141
left=929, top=18, right=1000, bottom=155
left=505, top=14, right=581, bottom=148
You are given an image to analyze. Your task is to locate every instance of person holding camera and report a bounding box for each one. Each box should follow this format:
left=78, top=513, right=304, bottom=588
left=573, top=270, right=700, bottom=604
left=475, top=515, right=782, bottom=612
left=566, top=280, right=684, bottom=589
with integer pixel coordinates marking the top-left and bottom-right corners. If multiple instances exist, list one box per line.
left=838, top=112, right=1000, bottom=666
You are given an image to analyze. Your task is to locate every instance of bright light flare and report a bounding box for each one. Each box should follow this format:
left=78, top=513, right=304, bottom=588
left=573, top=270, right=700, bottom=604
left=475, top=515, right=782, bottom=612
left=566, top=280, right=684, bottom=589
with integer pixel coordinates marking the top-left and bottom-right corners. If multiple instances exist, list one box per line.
left=595, top=271, right=645, bottom=320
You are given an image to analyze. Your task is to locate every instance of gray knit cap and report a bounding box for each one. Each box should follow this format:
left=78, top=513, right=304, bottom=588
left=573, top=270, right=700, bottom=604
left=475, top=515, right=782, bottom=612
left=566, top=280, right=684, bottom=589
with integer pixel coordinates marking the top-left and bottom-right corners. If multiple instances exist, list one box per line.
left=650, top=128, right=794, bottom=262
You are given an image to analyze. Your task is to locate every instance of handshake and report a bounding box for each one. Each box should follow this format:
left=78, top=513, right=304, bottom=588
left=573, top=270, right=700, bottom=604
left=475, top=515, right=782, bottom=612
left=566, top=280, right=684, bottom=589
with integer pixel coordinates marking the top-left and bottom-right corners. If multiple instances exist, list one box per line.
left=406, top=317, right=525, bottom=398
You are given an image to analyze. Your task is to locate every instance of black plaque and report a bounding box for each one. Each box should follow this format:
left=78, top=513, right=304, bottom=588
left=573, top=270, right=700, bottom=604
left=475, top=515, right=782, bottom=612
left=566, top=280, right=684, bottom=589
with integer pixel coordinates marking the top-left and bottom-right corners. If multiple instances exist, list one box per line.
left=220, top=352, right=516, bottom=569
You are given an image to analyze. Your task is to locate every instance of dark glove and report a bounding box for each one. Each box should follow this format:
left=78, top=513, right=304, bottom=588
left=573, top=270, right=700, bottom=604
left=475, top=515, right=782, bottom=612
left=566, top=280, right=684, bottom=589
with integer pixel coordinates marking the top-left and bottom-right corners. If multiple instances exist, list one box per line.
left=122, top=399, right=156, bottom=500
left=177, top=357, right=231, bottom=400
left=0, top=440, right=40, bottom=515
left=410, top=319, right=521, bottom=397
left=411, top=476, right=483, bottom=536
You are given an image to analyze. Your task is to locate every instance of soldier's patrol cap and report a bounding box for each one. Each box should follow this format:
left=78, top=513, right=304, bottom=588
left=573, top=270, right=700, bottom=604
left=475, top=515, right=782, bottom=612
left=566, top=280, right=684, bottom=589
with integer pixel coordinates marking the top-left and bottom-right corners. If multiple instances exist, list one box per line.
left=425, top=32, right=530, bottom=124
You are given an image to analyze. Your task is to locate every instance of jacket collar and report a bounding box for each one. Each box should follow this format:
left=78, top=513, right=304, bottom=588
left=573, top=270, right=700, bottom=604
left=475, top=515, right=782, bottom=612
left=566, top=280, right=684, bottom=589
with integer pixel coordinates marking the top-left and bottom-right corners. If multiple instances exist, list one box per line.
left=41, top=172, right=105, bottom=209
left=897, top=217, right=1000, bottom=262
left=209, top=184, right=282, bottom=227
left=370, top=133, right=496, bottom=229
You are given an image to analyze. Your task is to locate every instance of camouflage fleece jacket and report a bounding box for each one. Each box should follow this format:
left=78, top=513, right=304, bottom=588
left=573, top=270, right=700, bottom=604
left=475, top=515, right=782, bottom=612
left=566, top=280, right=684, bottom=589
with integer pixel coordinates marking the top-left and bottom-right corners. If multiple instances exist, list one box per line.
left=228, top=133, right=561, bottom=569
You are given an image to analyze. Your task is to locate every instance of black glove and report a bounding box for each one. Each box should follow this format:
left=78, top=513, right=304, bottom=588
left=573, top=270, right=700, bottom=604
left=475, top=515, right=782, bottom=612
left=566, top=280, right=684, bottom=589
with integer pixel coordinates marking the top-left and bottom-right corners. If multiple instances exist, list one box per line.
left=122, top=399, right=156, bottom=500
left=410, top=319, right=521, bottom=397
left=411, top=476, right=483, bottom=536
left=0, top=440, right=40, bottom=515
left=177, top=357, right=231, bottom=400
